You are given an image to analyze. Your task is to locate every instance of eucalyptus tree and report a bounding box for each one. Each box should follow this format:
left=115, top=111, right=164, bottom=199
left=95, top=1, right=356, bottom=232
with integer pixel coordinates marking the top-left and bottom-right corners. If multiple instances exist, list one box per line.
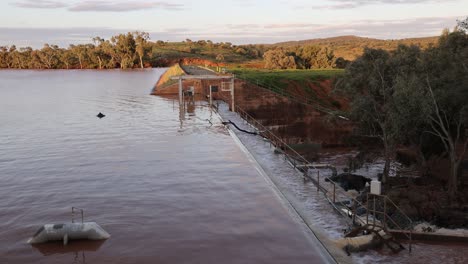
left=335, top=48, right=399, bottom=183
left=458, top=17, right=468, bottom=31
left=134, top=31, right=150, bottom=68
left=70, top=44, right=88, bottom=69
left=298, top=45, right=321, bottom=69
left=111, top=33, right=136, bottom=69
left=60, top=48, right=75, bottom=69
left=419, top=29, right=468, bottom=199
left=0, top=46, right=11, bottom=68
left=263, top=48, right=297, bottom=69
left=38, top=44, right=60, bottom=69
left=92, top=37, right=106, bottom=69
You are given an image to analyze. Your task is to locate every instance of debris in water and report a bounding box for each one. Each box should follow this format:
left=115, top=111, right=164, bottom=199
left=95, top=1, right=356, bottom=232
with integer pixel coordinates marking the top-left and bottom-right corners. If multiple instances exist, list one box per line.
left=97, top=112, right=105, bottom=119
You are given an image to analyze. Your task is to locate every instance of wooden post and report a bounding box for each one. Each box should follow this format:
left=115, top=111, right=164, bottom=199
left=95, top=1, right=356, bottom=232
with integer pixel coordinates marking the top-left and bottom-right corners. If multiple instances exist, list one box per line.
left=231, top=76, right=235, bottom=112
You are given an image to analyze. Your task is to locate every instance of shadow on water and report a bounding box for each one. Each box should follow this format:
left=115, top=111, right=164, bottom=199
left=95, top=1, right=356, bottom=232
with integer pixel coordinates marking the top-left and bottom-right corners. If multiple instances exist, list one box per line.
left=31, top=240, right=106, bottom=257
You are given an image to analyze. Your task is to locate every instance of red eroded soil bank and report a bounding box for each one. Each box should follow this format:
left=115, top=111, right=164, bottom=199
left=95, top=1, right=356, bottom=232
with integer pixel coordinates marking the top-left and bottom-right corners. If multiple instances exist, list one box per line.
left=154, top=74, right=353, bottom=152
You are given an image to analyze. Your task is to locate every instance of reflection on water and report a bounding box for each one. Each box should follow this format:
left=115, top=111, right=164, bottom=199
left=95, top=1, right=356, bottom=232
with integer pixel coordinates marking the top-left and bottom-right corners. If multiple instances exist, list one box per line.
left=0, top=70, right=327, bottom=263
left=32, top=240, right=105, bottom=256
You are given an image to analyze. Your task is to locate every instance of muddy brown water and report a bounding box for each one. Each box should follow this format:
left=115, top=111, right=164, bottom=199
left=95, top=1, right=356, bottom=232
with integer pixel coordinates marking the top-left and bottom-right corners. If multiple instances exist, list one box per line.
left=0, top=70, right=329, bottom=263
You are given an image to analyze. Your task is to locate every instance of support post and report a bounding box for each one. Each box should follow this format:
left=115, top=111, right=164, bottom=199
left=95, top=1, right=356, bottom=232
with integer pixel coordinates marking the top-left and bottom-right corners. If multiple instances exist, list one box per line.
left=231, top=76, right=235, bottom=112
left=178, top=77, right=183, bottom=106
left=209, top=85, right=212, bottom=107
left=366, top=193, right=369, bottom=225
left=373, top=196, right=376, bottom=226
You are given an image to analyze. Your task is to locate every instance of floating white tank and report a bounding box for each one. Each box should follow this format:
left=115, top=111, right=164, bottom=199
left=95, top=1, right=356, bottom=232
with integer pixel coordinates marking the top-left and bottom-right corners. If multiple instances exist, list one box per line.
left=28, top=222, right=110, bottom=245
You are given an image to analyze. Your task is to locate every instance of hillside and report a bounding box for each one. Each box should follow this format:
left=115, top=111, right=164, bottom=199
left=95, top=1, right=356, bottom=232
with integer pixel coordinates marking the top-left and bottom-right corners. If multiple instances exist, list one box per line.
left=273, top=35, right=439, bottom=60
left=0, top=34, right=440, bottom=69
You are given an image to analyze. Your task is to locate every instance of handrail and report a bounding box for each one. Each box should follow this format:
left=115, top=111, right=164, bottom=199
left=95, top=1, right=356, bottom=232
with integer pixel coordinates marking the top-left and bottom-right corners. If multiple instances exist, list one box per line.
left=367, top=194, right=413, bottom=251
left=215, top=81, right=413, bottom=252
left=72, top=207, right=84, bottom=224
left=234, top=75, right=343, bottom=117
left=233, top=104, right=370, bottom=221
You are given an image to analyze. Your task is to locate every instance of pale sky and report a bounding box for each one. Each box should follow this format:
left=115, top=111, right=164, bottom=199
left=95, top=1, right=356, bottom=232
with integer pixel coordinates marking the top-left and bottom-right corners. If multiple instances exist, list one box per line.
left=0, top=0, right=466, bottom=48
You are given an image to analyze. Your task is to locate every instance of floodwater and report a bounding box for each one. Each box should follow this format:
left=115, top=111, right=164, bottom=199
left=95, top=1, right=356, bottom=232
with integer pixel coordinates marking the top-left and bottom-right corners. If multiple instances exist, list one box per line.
left=0, top=69, right=330, bottom=264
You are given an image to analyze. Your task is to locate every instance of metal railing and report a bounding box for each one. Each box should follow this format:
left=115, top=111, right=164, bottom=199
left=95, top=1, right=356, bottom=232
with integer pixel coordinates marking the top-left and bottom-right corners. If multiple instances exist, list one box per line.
left=367, top=194, right=413, bottom=252
left=235, top=105, right=368, bottom=225
left=215, top=87, right=414, bottom=252
left=234, top=75, right=344, bottom=117
left=72, top=207, right=84, bottom=224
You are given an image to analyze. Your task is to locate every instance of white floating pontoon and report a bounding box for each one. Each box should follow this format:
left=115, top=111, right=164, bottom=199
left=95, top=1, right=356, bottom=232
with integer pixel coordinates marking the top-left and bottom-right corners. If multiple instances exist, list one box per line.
left=28, top=207, right=110, bottom=245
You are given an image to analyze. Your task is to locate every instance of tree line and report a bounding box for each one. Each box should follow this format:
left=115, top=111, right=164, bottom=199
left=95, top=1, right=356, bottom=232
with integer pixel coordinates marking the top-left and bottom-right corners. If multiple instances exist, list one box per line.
left=336, top=18, right=468, bottom=200
left=262, top=45, right=349, bottom=70
left=0, top=32, right=151, bottom=70
left=0, top=31, right=349, bottom=70
left=0, top=33, right=269, bottom=69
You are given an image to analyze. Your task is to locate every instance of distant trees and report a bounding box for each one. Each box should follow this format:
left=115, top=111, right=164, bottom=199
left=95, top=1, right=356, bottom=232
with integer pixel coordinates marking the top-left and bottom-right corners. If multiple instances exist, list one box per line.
left=0, top=31, right=153, bottom=70
left=262, top=45, right=337, bottom=69
left=458, top=17, right=468, bottom=31
left=0, top=30, right=444, bottom=70
left=336, top=25, right=468, bottom=199
left=216, top=54, right=225, bottom=61
left=263, top=48, right=297, bottom=69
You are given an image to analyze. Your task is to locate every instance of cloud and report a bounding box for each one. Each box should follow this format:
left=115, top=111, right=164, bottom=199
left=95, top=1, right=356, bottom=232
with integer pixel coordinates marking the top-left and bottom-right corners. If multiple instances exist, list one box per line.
left=10, top=0, right=68, bottom=9
left=0, top=16, right=461, bottom=47
left=301, top=0, right=457, bottom=10
left=10, top=0, right=185, bottom=12
left=0, top=27, right=130, bottom=48
left=181, top=16, right=459, bottom=44
left=69, top=1, right=184, bottom=12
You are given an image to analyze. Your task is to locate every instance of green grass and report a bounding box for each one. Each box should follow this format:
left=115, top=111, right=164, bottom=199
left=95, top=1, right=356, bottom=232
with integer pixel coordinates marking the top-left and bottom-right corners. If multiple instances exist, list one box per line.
left=229, top=68, right=344, bottom=90
left=230, top=68, right=343, bottom=81
left=150, top=42, right=253, bottom=63
left=228, top=68, right=346, bottom=111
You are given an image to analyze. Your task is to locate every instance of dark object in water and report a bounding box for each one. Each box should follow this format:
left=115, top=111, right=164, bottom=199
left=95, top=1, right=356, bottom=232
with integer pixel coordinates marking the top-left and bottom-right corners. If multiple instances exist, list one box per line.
left=97, top=112, right=105, bottom=119
left=222, top=120, right=257, bottom=135
left=326, top=173, right=371, bottom=192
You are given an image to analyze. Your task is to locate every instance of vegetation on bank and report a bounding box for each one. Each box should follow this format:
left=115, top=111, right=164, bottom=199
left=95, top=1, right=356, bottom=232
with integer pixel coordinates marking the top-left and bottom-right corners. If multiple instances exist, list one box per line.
left=0, top=32, right=439, bottom=70
left=335, top=18, right=468, bottom=201
left=231, top=68, right=343, bottom=90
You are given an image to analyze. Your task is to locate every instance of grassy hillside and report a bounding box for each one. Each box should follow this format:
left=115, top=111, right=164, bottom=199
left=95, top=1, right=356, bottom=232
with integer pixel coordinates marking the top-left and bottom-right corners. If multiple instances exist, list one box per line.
left=273, top=35, right=438, bottom=60
left=0, top=34, right=440, bottom=69
left=230, top=68, right=346, bottom=110
left=153, top=35, right=439, bottom=65
left=231, top=68, right=343, bottom=88
left=150, top=40, right=256, bottom=64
